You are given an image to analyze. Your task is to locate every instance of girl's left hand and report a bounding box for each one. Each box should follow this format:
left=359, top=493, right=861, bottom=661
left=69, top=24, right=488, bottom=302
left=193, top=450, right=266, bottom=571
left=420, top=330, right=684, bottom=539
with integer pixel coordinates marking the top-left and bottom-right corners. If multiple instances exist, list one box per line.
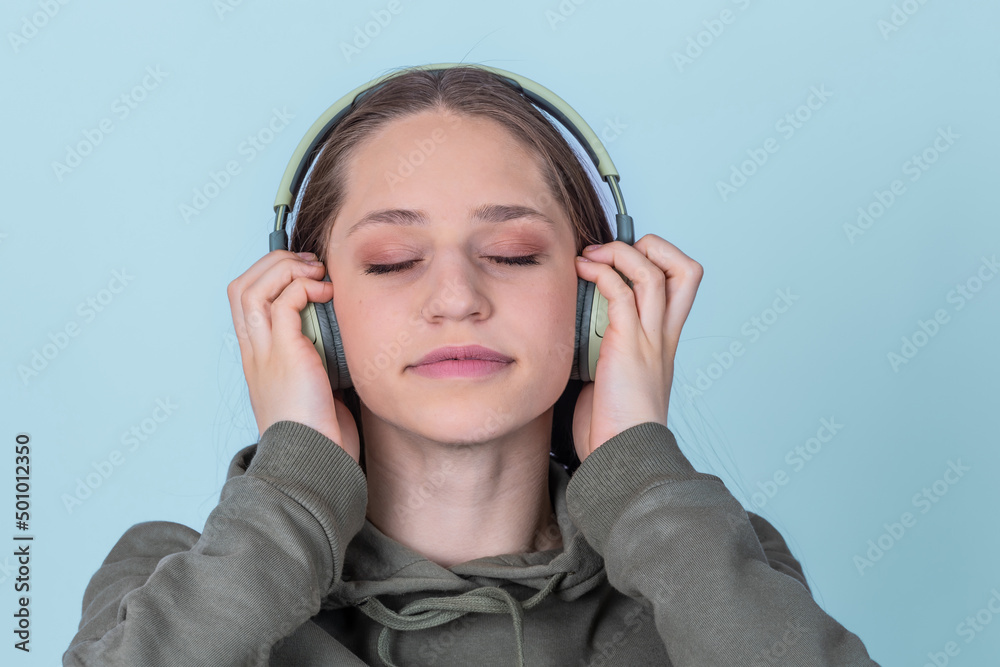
left=571, top=234, right=704, bottom=463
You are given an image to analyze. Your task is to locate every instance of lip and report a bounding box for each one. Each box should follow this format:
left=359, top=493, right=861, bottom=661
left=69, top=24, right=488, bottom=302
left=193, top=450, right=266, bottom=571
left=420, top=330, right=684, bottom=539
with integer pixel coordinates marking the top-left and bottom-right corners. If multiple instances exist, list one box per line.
left=409, top=358, right=513, bottom=379
left=412, top=345, right=514, bottom=367
left=409, top=345, right=514, bottom=379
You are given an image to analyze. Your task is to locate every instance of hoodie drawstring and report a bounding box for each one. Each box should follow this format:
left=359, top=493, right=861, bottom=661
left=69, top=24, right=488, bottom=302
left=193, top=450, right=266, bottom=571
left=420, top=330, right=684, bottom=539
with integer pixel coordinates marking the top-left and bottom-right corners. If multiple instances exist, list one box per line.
left=355, top=571, right=568, bottom=667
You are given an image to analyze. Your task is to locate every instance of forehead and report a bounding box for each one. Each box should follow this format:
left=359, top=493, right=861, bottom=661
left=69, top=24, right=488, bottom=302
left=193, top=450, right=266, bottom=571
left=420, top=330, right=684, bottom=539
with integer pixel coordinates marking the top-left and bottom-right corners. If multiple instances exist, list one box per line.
left=346, top=110, right=544, bottom=182
left=332, top=110, right=572, bottom=238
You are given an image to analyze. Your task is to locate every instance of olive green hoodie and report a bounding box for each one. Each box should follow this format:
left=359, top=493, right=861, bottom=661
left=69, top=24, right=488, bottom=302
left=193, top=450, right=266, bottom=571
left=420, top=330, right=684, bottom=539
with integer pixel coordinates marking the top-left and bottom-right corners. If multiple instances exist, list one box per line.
left=64, top=420, right=881, bottom=666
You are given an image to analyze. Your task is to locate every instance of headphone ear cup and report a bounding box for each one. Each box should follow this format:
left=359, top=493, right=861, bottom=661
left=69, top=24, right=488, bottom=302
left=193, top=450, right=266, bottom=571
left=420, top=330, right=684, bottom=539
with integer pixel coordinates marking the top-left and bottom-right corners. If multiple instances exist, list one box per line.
left=301, top=273, right=352, bottom=391
left=315, top=296, right=351, bottom=391
left=572, top=276, right=598, bottom=383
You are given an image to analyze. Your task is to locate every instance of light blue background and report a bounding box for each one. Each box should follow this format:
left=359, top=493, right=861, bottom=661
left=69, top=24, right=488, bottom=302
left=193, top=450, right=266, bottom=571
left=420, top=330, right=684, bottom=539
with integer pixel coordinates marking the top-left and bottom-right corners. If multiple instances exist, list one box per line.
left=2, top=1, right=997, bottom=664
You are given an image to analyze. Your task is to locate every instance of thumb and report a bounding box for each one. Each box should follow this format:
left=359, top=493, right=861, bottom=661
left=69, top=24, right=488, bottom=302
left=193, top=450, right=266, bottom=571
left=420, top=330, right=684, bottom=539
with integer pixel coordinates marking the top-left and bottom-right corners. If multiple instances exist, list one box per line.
left=573, top=382, right=595, bottom=462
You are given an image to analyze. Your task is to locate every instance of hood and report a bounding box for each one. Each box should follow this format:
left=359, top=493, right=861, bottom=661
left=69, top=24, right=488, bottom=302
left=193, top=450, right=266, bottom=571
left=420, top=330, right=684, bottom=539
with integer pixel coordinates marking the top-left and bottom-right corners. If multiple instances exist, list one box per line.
left=329, top=454, right=606, bottom=603
left=227, top=441, right=607, bottom=667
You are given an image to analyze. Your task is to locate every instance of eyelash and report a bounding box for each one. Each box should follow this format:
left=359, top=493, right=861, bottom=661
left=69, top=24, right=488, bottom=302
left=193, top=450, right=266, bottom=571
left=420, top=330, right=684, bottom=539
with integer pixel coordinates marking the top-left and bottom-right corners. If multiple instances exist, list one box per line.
left=363, top=254, right=541, bottom=276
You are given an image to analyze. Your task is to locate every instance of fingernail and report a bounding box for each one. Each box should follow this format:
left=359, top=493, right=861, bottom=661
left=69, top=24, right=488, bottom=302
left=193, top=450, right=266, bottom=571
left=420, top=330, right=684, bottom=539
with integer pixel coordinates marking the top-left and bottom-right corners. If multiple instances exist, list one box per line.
left=306, top=260, right=324, bottom=266
left=584, top=244, right=602, bottom=252
left=576, top=256, right=592, bottom=262
left=296, top=252, right=316, bottom=259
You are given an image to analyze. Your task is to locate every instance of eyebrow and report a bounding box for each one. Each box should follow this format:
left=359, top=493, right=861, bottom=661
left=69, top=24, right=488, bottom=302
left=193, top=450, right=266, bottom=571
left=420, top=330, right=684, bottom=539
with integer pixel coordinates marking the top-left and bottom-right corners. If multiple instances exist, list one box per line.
left=345, top=204, right=556, bottom=238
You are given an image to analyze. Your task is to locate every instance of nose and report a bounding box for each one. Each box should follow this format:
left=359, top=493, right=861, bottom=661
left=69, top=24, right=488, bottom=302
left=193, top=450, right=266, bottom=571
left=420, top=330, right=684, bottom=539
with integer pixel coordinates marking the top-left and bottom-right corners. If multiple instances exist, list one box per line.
left=417, top=251, right=491, bottom=323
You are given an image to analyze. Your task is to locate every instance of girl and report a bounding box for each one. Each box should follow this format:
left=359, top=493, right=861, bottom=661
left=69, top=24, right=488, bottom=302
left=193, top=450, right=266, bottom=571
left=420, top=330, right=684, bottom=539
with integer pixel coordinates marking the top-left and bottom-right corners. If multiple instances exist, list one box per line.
left=65, top=64, right=880, bottom=666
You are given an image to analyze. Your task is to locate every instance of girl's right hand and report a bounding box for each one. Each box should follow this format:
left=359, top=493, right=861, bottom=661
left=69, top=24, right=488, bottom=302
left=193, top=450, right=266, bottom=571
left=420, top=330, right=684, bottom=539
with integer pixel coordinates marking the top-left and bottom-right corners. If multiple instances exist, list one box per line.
left=227, top=250, right=361, bottom=464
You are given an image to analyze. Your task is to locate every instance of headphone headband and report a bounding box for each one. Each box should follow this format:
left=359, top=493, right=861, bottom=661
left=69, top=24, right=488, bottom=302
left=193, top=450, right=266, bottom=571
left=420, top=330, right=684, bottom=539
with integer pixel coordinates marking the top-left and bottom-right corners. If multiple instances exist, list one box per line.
left=269, top=62, right=632, bottom=251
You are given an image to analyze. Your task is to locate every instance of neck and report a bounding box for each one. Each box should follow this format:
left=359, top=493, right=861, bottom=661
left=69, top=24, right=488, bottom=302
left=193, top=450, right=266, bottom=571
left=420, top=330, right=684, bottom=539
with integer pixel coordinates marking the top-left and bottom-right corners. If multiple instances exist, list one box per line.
left=359, top=405, right=564, bottom=569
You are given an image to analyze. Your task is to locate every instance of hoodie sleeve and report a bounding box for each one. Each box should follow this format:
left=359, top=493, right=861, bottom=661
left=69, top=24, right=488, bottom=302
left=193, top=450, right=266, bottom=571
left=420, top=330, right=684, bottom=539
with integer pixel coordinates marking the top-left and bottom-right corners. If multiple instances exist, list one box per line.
left=63, top=420, right=369, bottom=667
left=564, top=421, right=881, bottom=667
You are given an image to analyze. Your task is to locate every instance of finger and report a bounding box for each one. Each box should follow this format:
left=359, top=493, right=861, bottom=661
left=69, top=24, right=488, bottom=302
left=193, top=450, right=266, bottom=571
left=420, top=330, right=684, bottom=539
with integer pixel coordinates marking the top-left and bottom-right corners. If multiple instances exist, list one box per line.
left=228, top=250, right=318, bottom=351
left=270, top=276, right=336, bottom=349
left=632, top=234, right=704, bottom=347
left=239, top=250, right=320, bottom=295
left=240, top=257, right=326, bottom=356
left=579, top=240, right=664, bottom=333
left=575, top=251, right=640, bottom=335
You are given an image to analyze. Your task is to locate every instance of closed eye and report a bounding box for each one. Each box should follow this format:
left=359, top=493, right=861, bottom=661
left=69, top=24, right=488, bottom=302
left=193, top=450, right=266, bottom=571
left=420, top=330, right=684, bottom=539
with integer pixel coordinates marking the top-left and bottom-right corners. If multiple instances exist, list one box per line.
left=363, top=255, right=541, bottom=276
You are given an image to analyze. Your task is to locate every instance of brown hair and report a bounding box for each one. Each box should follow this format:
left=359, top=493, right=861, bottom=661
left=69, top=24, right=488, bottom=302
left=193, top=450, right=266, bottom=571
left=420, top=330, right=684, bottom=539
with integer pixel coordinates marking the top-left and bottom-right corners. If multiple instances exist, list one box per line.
left=288, top=64, right=618, bottom=474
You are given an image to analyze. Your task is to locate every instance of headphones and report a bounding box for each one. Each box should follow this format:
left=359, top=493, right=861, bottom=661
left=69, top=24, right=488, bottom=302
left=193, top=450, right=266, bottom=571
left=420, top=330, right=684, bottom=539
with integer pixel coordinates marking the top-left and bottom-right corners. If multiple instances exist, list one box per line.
left=267, top=63, right=634, bottom=392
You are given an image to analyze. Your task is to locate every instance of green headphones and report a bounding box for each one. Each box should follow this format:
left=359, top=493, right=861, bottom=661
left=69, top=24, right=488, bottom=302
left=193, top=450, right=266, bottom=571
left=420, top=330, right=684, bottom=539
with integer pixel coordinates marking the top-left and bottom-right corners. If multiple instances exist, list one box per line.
left=268, top=63, right=635, bottom=391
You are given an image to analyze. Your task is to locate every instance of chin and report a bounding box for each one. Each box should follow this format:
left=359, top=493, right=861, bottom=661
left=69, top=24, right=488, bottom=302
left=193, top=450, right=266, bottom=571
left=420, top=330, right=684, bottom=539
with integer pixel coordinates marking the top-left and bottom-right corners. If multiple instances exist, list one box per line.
left=409, top=397, right=522, bottom=441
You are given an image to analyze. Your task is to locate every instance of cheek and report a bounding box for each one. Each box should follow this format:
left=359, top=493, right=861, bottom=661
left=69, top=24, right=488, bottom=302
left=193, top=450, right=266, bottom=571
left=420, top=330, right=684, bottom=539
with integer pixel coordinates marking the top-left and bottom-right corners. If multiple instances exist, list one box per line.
left=522, top=284, right=578, bottom=363
left=344, top=293, right=406, bottom=330
left=335, top=293, right=410, bottom=362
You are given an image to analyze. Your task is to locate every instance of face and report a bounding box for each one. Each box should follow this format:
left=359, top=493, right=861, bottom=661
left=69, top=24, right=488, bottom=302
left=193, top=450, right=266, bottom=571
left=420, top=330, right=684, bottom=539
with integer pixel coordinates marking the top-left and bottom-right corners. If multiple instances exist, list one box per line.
left=325, top=109, right=580, bottom=445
